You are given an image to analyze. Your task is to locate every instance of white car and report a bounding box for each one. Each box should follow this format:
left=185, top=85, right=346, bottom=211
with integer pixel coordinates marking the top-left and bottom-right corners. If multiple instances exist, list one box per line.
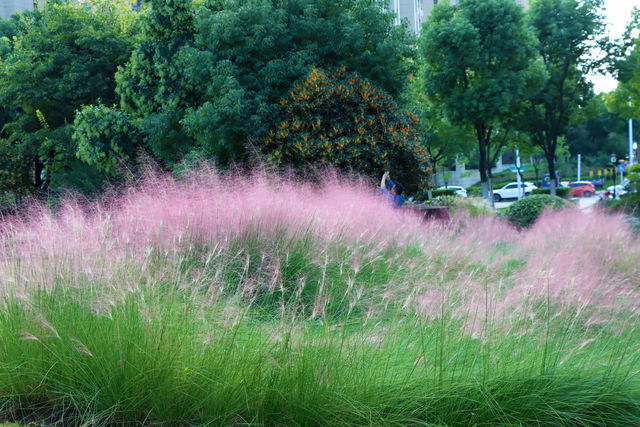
left=437, top=186, right=468, bottom=198
left=606, top=185, right=627, bottom=197
left=493, top=182, right=537, bottom=202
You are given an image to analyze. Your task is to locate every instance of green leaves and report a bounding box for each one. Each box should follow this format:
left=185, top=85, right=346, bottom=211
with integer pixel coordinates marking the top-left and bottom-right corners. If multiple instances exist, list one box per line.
left=112, top=0, right=414, bottom=167
left=420, top=0, right=538, bottom=195
left=0, top=2, right=136, bottom=193
left=258, top=67, right=431, bottom=190
left=522, top=0, right=605, bottom=192
left=421, top=0, right=536, bottom=125
left=74, top=104, right=140, bottom=176
left=505, top=194, right=568, bottom=228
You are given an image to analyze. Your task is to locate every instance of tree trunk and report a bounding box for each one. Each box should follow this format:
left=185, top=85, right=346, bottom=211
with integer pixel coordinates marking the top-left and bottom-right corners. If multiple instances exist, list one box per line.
left=477, top=125, right=490, bottom=199
left=34, top=159, right=44, bottom=190
left=546, top=151, right=557, bottom=196
left=429, top=158, right=438, bottom=201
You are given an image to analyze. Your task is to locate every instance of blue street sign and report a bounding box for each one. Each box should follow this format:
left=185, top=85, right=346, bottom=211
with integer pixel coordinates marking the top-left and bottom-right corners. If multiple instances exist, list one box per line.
left=510, top=167, right=526, bottom=173
left=618, top=163, right=625, bottom=173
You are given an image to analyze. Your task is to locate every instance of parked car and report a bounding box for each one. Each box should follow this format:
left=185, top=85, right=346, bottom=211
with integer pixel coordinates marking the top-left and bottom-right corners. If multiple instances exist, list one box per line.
left=606, top=184, right=628, bottom=197
left=568, top=181, right=596, bottom=197
left=589, top=178, right=605, bottom=189
left=437, top=185, right=468, bottom=198
left=493, top=182, right=537, bottom=202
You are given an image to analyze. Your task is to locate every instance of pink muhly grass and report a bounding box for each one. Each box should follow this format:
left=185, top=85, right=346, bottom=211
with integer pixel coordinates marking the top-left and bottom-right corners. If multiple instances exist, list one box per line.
left=495, top=209, right=640, bottom=322
left=1, top=166, right=638, bottom=333
left=0, top=168, right=429, bottom=295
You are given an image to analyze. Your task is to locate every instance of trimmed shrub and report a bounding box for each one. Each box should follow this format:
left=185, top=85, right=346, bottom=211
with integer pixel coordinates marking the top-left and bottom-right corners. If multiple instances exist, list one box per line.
left=421, top=195, right=458, bottom=208
left=505, top=194, right=568, bottom=228
left=258, top=67, right=432, bottom=191
left=466, top=185, right=482, bottom=197
left=431, top=189, right=457, bottom=197
left=601, top=193, right=640, bottom=217
left=627, top=164, right=640, bottom=193
left=531, top=187, right=571, bottom=199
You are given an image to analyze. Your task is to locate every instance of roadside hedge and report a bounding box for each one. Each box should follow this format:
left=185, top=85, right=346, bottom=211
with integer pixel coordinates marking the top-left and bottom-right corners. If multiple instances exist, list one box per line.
left=432, top=189, right=457, bottom=197
left=531, top=187, right=571, bottom=199
left=505, top=194, right=568, bottom=228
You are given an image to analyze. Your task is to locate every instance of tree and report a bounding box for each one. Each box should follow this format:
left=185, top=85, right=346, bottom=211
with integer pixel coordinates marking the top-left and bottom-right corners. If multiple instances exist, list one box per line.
left=258, top=67, right=431, bottom=190
left=567, top=94, right=629, bottom=159
left=107, top=0, right=415, bottom=167
left=521, top=0, right=605, bottom=195
left=400, top=70, right=474, bottom=196
left=0, top=2, right=136, bottom=194
left=420, top=0, right=539, bottom=199
left=112, top=0, right=197, bottom=165
left=604, top=8, right=640, bottom=118
left=73, top=104, right=142, bottom=176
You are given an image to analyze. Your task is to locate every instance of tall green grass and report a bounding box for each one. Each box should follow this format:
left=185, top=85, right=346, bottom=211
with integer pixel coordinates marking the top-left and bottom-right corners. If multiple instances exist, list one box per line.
left=0, top=171, right=638, bottom=425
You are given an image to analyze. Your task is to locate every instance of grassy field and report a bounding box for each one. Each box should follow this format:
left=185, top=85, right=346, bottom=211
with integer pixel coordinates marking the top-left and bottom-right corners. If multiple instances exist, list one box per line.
left=0, top=169, right=638, bottom=425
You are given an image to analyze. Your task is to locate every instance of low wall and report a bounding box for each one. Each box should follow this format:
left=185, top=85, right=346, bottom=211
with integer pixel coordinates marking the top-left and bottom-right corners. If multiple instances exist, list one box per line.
left=434, top=161, right=517, bottom=188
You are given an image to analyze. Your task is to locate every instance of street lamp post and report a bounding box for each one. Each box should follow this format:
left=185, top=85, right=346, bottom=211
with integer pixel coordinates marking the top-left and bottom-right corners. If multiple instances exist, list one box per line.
left=611, top=153, right=617, bottom=198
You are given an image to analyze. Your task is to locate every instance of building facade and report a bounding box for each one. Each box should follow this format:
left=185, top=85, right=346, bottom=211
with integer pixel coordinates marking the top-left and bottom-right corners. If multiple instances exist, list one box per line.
left=390, top=0, right=528, bottom=33
left=1, top=0, right=40, bottom=19
left=388, top=0, right=424, bottom=33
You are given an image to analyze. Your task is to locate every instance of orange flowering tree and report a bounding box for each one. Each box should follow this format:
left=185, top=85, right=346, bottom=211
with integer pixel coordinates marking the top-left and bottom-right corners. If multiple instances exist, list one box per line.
left=259, top=67, right=431, bottom=190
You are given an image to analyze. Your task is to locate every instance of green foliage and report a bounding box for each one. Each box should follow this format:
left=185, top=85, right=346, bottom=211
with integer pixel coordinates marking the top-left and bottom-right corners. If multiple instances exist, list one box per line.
left=420, top=0, right=540, bottom=194
left=114, top=0, right=196, bottom=164
left=0, top=138, right=33, bottom=196
left=412, top=188, right=458, bottom=202
left=505, top=194, right=568, bottom=228
left=400, top=66, right=475, bottom=177
left=114, top=0, right=414, bottom=167
left=420, top=194, right=458, bottom=208
left=258, top=67, right=431, bottom=189
left=74, top=104, right=141, bottom=176
left=567, top=95, right=629, bottom=158
left=606, top=7, right=640, bottom=121
left=0, top=3, right=136, bottom=193
left=431, top=189, right=457, bottom=197
left=466, top=185, right=483, bottom=197
left=531, top=187, right=571, bottom=199
left=601, top=192, right=639, bottom=217
left=522, top=0, right=605, bottom=191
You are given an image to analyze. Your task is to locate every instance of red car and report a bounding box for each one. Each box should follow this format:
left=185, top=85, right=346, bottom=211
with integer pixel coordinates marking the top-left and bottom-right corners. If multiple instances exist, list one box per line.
left=568, top=181, right=596, bottom=197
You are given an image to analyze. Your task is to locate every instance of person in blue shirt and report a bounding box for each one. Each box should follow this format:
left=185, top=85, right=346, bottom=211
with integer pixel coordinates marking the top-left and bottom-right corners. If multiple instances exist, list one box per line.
left=380, top=171, right=405, bottom=208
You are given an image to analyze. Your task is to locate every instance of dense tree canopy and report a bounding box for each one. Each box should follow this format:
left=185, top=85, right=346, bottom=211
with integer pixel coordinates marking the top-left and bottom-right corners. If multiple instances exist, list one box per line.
left=566, top=94, right=629, bottom=159
left=605, top=8, right=640, bottom=119
left=87, top=0, right=415, bottom=169
left=258, top=66, right=431, bottom=189
left=419, top=0, right=540, bottom=198
left=0, top=2, right=136, bottom=193
left=400, top=69, right=474, bottom=188
left=521, top=0, right=605, bottom=194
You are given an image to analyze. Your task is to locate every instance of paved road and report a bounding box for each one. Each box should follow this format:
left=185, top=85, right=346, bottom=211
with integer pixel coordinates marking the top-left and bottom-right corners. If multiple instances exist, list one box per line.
left=494, top=193, right=601, bottom=211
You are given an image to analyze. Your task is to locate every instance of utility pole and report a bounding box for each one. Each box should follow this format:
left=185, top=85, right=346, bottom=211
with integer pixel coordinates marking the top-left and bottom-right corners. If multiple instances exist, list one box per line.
left=577, top=154, right=581, bottom=181
left=630, top=119, right=634, bottom=167
left=630, top=98, right=634, bottom=167
left=516, top=146, right=523, bottom=200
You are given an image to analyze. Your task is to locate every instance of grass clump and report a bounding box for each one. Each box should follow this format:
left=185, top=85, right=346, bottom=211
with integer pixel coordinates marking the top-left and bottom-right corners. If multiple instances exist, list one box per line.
left=0, top=169, right=638, bottom=425
left=504, top=194, right=568, bottom=228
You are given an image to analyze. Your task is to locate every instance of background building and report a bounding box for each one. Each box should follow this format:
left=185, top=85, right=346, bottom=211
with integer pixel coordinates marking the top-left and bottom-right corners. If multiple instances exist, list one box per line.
left=1, top=0, right=42, bottom=19
left=390, top=0, right=528, bottom=33
left=388, top=0, right=424, bottom=33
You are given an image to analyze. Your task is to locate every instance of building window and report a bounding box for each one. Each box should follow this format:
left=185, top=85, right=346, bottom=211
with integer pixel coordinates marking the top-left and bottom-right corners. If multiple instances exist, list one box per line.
left=434, top=0, right=438, bottom=4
